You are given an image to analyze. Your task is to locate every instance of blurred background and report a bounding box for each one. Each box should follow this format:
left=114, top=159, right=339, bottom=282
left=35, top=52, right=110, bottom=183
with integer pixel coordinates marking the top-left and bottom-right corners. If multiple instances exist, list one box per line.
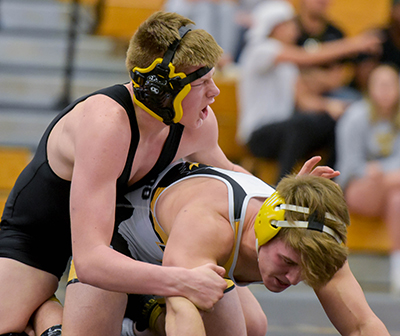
left=0, top=0, right=399, bottom=334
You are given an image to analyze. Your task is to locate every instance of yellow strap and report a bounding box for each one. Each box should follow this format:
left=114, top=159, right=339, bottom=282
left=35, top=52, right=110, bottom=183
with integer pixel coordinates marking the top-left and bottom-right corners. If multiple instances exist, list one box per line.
left=67, top=259, right=79, bottom=284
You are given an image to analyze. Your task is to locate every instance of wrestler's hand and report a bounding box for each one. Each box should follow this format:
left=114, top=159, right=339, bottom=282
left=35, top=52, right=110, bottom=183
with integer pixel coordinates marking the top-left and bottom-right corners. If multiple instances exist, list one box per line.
left=182, top=263, right=227, bottom=311
left=297, top=156, right=340, bottom=179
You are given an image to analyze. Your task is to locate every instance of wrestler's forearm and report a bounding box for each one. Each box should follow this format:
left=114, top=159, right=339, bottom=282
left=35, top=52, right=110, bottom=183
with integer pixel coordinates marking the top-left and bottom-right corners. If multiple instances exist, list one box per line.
left=74, top=245, right=195, bottom=297
left=74, top=245, right=224, bottom=311
left=165, top=297, right=206, bottom=336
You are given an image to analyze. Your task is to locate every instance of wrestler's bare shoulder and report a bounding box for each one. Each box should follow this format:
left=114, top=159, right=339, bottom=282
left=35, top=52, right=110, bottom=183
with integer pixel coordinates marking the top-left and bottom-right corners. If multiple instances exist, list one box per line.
left=47, top=93, right=130, bottom=180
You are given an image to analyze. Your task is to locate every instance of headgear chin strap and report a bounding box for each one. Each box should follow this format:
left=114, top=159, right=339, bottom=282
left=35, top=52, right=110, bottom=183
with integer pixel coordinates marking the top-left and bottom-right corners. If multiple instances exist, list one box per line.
left=130, top=26, right=212, bottom=125
left=254, top=191, right=343, bottom=250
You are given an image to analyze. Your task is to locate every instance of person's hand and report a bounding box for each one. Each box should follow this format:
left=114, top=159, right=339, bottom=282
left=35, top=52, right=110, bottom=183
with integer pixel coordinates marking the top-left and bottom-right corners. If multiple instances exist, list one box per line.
left=182, top=263, right=227, bottom=311
left=297, top=156, right=340, bottom=179
left=351, top=31, right=383, bottom=55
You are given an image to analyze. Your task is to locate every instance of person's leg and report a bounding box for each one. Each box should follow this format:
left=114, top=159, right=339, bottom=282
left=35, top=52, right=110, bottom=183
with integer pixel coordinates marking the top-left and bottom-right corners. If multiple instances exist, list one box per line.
left=236, top=286, right=267, bottom=336
left=345, top=175, right=385, bottom=217
left=62, top=280, right=127, bottom=336
left=247, top=122, right=286, bottom=159
left=31, top=297, right=63, bottom=336
left=0, top=258, right=59, bottom=334
left=277, top=113, right=336, bottom=180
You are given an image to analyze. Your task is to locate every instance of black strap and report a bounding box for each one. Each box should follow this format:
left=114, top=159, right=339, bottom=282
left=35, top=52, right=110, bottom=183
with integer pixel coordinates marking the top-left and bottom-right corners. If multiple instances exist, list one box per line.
left=161, top=26, right=191, bottom=67
left=181, top=66, right=212, bottom=86
left=128, top=123, right=185, bottom=192
left=308, top=212, right=325, bottom=232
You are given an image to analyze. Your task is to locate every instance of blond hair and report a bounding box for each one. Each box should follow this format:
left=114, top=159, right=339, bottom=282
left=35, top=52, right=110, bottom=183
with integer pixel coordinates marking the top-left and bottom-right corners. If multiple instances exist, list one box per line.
left=125, top=11, right=223, bottom=73
left=275, top=174, right=349, bottom=288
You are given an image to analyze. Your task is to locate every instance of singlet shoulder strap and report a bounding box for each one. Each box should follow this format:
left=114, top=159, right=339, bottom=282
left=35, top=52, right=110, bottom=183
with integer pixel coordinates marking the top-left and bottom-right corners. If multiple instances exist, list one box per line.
left=128, top=122, right=184, bottom=191
left=155, top=162, right=247, bottom=220
left=94, top=84, right=139, bottom=193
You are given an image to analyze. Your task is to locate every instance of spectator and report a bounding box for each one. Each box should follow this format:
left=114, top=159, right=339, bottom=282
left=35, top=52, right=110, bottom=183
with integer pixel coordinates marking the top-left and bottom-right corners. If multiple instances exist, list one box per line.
left=335, top=63, right=400, bottom=295
left=352, top=0, right=400, bottom=94
left=381, top=0, right=400, bottom=68
left=296, top=0, right=362, bottom=102
left=232, top=0, right=266, bottom=62
left=237, top=0, right=381, bottom=184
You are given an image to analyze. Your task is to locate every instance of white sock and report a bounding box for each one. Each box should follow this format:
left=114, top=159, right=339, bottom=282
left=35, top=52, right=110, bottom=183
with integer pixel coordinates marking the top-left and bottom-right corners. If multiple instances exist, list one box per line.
left=121, top=318, right=136, bottom=336
left=390, top=251, right=400, bottom=294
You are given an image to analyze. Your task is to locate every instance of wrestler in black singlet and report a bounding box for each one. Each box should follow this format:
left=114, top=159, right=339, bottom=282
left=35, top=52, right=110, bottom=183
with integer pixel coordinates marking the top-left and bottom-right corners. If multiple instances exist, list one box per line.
left=0, top=84, right=184, bottom=279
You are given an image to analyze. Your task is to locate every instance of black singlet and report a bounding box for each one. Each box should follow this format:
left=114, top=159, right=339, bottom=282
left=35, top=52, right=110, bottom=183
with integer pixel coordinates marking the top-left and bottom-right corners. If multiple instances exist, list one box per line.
left=0, top=84, right=184, bottom=279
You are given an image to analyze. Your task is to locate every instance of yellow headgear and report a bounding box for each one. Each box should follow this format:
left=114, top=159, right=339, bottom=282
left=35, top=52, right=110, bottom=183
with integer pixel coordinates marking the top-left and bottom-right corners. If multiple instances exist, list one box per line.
left=254, top=191, right=285, bottom=247
left=130, top=26, right=211, bottom=125
left=254, top=191, right=343, bottom=250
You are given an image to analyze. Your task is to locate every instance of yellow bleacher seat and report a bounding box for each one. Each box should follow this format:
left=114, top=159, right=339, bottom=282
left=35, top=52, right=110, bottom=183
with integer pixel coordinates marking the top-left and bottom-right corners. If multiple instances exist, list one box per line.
left=347, top=213, right=391, bottom=254
left=0, top=146, right=32, bottom=214
left=0, top=146, right=31, bottom=190
left=0, top=191, right=8, bottom=215
left=290, top=0, right=390, bottom=36
left=96, top=0, right=165, bottom=40
left=212, top=75, right=247, bottom=163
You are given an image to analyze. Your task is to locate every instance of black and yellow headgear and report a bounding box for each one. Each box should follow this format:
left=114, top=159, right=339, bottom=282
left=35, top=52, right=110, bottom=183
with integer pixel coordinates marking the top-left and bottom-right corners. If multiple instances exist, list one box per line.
left=130, top=26, right=212, bottom=125
left=254, top=191, right=343, bottom=249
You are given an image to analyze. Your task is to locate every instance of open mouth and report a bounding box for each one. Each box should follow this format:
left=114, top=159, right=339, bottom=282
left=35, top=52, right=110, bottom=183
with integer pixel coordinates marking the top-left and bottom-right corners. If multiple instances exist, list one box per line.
left=201, top=106, right=209, bottom=119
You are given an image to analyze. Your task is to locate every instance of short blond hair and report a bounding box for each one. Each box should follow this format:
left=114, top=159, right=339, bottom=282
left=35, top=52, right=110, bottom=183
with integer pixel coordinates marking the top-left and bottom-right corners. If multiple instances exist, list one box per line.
left=275, top=174, right=350, bottom=288
left=125, top=11, right=223, bottom=73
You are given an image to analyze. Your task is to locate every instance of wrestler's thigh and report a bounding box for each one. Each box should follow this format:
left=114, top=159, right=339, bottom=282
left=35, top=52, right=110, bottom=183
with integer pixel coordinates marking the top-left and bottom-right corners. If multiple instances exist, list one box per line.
left=202, top=287, right=247, bottom=336
left=62, top=282, right=127, bottom=336
left=236, top=286, right=268, bottom=336
left=0, top=257, right=58, bottom=334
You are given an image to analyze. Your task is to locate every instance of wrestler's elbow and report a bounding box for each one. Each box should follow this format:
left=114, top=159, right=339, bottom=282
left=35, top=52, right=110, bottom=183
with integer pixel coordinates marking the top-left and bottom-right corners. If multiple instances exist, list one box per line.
left=73, top=256, right=96, bottom=285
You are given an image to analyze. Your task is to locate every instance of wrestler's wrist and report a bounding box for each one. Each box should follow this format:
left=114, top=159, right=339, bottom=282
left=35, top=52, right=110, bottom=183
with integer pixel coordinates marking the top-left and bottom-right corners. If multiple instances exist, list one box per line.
left=172, top=267, right=192, bottom=297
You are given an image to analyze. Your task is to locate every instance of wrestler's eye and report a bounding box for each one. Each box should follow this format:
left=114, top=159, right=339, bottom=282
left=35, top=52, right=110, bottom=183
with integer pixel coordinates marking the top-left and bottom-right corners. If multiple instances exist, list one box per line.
left=282, top=256, right=297, bottom=266
left=191, top=80, right=205, bottom=87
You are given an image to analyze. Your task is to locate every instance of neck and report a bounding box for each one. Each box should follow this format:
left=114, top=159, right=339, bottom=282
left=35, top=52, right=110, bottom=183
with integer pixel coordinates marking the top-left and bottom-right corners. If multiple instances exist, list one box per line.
left=299, top=11, right=326, bottom=36
left=234, top=199, right=264, bottom=283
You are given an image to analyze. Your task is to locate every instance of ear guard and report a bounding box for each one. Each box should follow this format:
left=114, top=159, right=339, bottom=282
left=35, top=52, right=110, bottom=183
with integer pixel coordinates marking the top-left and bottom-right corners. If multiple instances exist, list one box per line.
left=254, top=191, right=343, bottom=249
left=130, top=26, right=212, bottom=125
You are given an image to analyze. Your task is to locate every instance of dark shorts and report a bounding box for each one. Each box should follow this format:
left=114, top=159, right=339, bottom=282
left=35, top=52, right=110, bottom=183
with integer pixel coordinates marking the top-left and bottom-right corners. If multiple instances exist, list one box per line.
left=0, top=228, right=71, bottom=279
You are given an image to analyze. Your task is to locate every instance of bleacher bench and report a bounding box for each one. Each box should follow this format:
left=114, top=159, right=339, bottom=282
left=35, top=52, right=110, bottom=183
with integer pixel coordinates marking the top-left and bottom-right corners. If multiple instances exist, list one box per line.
left=0, top=146, right=31, bottom=214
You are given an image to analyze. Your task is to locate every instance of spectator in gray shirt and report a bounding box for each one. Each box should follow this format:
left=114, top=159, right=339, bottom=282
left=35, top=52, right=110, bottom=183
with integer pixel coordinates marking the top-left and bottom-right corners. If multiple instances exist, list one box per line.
left=335, top=63, right=400, bottom=295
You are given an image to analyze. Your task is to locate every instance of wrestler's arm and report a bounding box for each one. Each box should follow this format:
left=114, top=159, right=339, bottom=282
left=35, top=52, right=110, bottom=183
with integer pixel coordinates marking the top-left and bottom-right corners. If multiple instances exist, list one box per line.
left=315, top=262, right=390, bottom=336
left=161, top=192, right=232, bottom=336
left=69, top=96, right=226, bottom=309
